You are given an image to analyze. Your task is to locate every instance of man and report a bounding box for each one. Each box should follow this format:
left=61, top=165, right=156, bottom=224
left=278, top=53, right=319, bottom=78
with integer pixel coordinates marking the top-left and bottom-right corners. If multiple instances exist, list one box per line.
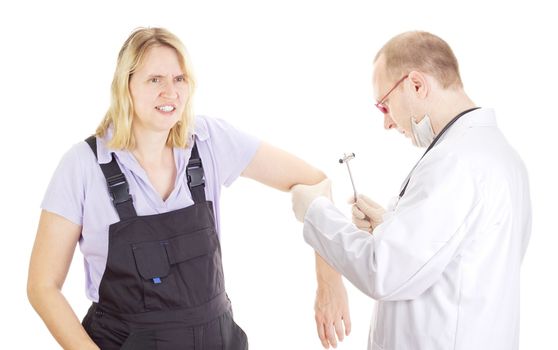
left=291, top=31, right=531, bottom=350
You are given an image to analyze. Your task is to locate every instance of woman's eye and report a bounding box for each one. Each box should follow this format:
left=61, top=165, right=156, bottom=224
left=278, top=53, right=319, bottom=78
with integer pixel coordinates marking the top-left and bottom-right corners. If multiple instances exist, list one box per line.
left=175, top=75, right=185, bottom=82
left=150, top=78, right=160, bottom=83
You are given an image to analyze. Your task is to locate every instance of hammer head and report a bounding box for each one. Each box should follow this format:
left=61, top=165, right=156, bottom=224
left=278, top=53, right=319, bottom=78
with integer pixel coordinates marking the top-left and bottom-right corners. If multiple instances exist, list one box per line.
left=339, top=152, right=356, bottom=164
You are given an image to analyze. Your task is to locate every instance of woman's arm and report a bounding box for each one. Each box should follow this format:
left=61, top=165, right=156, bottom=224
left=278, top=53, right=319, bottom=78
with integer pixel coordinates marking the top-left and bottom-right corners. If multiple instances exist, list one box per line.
left=241, top=141, right=325, bottom=190
left=27, top=211, right=99, bottom=350
left=242, top=142, right=351, bottom=348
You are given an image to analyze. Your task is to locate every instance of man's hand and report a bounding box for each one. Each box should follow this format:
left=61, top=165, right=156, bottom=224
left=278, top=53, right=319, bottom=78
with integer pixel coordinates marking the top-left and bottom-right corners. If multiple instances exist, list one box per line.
left=291, top=179, right=332, bottom=222
left=351, top=194, right=386, bottom=233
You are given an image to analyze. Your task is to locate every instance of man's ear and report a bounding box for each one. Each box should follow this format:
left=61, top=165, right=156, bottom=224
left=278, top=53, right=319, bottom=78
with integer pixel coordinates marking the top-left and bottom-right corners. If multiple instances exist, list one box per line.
left=407, top=71, right=429, bottom=99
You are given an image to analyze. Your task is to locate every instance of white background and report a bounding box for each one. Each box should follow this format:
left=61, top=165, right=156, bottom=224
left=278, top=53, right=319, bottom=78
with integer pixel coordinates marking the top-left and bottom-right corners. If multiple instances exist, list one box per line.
left=1, top=1, right=556, bottom=349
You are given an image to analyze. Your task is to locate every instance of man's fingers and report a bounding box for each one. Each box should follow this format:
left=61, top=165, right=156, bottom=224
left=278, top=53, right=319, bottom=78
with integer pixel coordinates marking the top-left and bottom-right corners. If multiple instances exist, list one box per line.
left=359, top=194, right=382, bottom=208
left=353, top=218, right=372, bottom=231
left=355, top=196, right=380, bottom=213
left=356, top=196, right=384, bottom=219
left=351, top=205, right=366, bottom=219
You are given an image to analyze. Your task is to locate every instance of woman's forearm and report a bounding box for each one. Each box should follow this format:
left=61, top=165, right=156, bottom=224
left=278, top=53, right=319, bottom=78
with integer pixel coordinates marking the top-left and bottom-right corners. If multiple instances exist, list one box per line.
left=28, top=211, right=95, bottom=349
left=28, top=286, right=99, bottom=350
left=315, top=252, right=343, bottom=285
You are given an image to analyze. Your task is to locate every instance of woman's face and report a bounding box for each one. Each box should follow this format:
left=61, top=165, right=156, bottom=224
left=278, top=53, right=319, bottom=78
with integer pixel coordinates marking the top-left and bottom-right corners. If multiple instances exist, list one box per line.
left=129, top=45, right=189, bottom=135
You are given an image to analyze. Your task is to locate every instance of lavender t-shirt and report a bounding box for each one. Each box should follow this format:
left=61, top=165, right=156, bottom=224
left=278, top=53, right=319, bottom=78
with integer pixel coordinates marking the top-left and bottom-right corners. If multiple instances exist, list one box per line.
left=41, top=115, right=260, bottom=302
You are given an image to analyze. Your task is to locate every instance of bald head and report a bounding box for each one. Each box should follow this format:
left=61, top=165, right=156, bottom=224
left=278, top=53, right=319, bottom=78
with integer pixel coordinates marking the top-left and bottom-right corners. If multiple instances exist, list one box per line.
left=375, top=31, right=463, bottom=89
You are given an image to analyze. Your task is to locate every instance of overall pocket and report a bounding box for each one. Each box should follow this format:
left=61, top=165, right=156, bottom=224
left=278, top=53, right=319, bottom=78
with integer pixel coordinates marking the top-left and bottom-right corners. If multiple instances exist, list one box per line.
left=83, top=306, right=133, bottom=350
left=132, top=228, right=220, bottom=310
left=132, top=240, right=179, bottom=310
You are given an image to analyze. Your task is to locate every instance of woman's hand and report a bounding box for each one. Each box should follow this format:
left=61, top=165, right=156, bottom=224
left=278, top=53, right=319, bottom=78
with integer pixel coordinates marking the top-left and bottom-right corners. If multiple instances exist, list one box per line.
left=314, top=254, right=351, bottom=348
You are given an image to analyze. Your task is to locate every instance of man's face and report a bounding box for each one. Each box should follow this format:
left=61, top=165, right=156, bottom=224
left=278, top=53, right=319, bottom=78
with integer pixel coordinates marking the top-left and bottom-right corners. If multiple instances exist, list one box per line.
left=372, top=57, right=413, bottom=140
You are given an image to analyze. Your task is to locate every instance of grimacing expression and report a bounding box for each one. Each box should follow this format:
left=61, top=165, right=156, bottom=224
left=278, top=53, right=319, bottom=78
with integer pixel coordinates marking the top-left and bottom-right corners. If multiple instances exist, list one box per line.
left=129, top=45, right=189, bottom=134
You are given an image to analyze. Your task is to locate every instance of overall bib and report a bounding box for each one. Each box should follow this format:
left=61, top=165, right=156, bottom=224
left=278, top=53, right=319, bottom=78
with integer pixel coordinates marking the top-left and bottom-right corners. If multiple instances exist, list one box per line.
left=82, top=136, right=248, bottom=350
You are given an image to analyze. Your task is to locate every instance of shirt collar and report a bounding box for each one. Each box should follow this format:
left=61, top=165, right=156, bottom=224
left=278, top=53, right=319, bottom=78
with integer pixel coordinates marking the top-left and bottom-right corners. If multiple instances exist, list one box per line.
left=96, top=119, right=209, bottom=165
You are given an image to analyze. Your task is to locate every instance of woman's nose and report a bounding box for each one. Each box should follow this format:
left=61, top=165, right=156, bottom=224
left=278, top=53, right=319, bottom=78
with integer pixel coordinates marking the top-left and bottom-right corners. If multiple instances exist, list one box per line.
left=160, top=81, right=178, bottom=99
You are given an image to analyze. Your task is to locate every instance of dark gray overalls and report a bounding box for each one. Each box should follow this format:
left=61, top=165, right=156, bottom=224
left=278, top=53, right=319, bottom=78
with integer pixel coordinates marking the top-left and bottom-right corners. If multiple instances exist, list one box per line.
left=81, top=136, right=248, bottom=350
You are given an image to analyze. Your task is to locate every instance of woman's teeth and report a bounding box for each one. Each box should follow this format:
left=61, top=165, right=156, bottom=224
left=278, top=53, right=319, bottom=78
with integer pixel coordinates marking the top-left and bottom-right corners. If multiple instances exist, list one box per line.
left=156, top=105, right=175, bottom=112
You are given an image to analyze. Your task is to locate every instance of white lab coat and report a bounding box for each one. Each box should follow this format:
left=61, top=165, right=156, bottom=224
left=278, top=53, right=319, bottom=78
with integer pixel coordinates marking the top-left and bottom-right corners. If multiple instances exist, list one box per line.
left=303, top=109, right=531, bottom=350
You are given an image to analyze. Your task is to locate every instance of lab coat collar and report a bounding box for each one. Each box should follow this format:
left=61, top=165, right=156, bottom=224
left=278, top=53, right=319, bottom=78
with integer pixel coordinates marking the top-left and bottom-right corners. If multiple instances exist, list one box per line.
left=436, top=108, right=497, bottom=143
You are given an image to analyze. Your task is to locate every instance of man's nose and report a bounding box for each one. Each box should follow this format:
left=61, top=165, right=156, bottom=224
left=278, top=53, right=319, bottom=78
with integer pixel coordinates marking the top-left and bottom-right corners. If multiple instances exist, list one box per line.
left=384, top=114, right=396, bottom=130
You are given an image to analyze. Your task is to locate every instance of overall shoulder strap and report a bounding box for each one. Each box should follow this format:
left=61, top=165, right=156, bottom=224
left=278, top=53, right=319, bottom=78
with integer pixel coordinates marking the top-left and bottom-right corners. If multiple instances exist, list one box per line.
left=186, top=142, right=207, bottom=203
left=85, top=136, right=137, bottom=220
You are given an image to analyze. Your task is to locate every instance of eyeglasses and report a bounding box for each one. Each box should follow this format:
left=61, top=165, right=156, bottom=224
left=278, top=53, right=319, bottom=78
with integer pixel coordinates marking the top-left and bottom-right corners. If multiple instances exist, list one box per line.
left=375, top=74, right=409, bottom=114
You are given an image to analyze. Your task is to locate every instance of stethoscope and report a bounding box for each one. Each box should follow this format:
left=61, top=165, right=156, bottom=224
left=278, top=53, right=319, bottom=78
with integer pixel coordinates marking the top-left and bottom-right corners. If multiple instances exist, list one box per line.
left=398, top=107, right=481, bottom=199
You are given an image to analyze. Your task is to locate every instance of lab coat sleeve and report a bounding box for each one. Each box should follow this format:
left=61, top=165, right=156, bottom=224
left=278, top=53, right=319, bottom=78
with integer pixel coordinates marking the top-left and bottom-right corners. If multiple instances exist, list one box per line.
left=303, top=153, right=483, bottom=301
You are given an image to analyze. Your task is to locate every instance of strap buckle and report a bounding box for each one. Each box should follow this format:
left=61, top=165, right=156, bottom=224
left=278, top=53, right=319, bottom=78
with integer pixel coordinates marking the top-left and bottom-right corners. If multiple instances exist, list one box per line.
left=187, top=161, right=205, bottom=187
left=106, top=174, right=132, bottom=205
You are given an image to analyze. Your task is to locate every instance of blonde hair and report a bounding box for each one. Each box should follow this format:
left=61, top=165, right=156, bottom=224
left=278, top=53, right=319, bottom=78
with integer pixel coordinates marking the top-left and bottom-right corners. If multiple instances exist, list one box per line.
left=96, top=27, right=196, bottom=149
left=375, top=31, right=463, bottom=89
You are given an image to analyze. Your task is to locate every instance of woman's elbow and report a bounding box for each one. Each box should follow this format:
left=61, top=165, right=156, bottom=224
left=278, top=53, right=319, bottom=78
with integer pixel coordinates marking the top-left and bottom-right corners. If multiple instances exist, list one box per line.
left=27, top=277, right=43, bottom=308
left=27, top=276, right=57, bottom=310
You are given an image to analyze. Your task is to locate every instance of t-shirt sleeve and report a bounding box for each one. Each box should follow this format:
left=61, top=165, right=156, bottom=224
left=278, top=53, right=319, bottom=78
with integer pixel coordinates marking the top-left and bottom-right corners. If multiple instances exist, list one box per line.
left=201, top=116, right=261, bottom=187
left=40, top=143, right=87, bottom=226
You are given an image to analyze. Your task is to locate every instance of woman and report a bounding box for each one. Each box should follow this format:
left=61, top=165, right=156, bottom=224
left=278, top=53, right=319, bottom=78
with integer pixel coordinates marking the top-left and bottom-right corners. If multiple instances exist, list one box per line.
left=27, top=27, right=349, bottom=349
